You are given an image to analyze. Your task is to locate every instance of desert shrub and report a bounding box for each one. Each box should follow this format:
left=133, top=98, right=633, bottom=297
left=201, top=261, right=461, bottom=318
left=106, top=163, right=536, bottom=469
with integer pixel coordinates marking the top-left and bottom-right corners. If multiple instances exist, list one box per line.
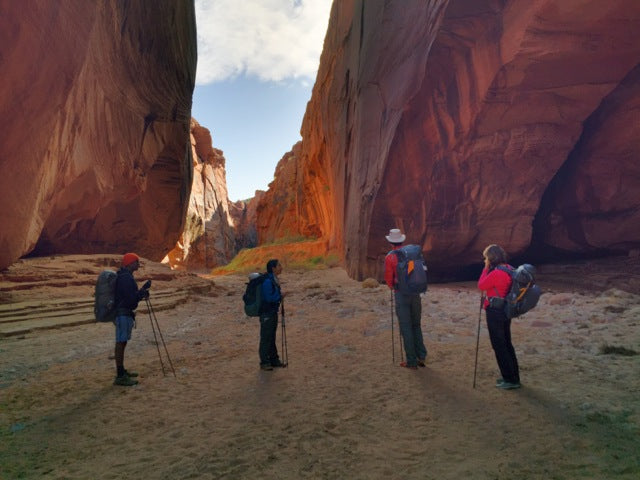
left=324, top=254, right=341, bottom=268
left=309, top=256, right=324, bottom=265
left=599, top=344, right=638, bottom=356
left=289, top=254, right=341, bottom=271
left=362, top=278, right=379, bottom=289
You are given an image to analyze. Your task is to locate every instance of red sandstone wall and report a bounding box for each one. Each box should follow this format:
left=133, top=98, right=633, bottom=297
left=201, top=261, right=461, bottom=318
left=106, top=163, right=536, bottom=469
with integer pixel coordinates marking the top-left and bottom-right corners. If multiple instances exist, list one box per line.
left=533, top=63, right=640, bottom=254
left=255, top=142, right=327, bottom=245
left=367, top=0, right=640, bottom=277
left=0, top=1, right=197, bottom=270
left=257, top=0, right=640, bottom=279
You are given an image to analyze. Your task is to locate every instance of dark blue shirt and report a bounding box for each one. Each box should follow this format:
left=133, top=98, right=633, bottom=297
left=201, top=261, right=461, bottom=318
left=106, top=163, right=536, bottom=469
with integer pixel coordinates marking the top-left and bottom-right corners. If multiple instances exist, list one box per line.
left=115, top=268, right=145, bottom=314
left=260, top=273, right=281, bottom=313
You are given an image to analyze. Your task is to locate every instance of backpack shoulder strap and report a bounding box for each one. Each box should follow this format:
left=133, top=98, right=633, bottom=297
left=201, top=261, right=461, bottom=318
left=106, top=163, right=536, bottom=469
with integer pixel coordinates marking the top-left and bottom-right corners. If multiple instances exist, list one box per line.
left=495, top=265, right=513, bottom=276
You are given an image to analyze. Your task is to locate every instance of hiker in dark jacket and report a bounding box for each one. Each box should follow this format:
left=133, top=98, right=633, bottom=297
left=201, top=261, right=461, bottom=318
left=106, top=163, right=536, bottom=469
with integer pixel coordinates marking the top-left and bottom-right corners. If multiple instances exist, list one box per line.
left=113, top=253, right=150, bottom=386
left=478, top=244, right=521, bottom=390
left=384, top=228, right=427, bottom=369
left=259, top=259, right=286, bottom=370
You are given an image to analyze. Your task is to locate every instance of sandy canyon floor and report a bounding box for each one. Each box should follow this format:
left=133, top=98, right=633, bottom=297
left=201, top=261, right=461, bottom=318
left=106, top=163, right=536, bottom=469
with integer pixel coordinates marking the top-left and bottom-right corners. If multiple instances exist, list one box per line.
left=1, top=255, right=639, bottom=479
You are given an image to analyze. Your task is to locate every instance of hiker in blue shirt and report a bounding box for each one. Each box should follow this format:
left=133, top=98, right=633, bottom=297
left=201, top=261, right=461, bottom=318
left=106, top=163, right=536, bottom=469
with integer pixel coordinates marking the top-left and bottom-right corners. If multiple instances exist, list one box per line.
left=259, top=259, right=286, bottom=370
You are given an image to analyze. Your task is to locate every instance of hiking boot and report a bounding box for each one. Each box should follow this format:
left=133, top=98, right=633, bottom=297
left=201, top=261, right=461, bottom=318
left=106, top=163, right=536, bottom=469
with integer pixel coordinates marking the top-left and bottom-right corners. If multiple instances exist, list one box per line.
left=123, top=369, right=139, bottom=378
left=417, top=359, right=426, bottom=368
left=114, top=375, right=139, bottom=386
left=271, top=361, right=287, bottom=368
left=260, top=364, right=274, bottom=371
left=496, top=378, right=505, bottom=386
left=497, top=381, right=521, bottom=390
left=400, top=362, right=418, bottom=370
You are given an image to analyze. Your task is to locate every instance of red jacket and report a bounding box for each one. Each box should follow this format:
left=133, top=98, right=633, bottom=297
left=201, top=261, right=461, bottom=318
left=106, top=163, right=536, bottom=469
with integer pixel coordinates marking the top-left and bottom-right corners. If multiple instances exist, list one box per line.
left=478, top=265, right=512, bottom=309
left=384, top=246, right=401, bottom=289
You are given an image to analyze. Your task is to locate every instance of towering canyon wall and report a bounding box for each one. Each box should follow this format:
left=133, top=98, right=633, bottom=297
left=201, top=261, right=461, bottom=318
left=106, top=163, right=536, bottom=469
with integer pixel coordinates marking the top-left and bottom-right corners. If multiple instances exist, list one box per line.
left=0, top=1, right=197, bottom=270
left=258, top=0, right=640, bottom=280
left=164, top=120, right=236, bottom=270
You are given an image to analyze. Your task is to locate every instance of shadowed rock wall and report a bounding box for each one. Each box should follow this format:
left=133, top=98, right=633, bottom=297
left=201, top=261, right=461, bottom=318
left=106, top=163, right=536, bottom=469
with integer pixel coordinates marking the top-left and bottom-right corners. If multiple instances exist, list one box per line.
left=257, top=0, right=640, bottom=280
left=164, top=120, right=236, bottom=270
left=0, top=0, right=197, bottom=270
left=532, top=63, right=640, bottom=256
left=231, top=191, right=265, bottom=252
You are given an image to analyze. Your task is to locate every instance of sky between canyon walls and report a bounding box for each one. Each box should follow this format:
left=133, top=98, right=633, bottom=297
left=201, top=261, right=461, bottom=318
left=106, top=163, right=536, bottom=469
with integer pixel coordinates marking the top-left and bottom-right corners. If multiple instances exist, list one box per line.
left=192, top=0, right=332, bottom=201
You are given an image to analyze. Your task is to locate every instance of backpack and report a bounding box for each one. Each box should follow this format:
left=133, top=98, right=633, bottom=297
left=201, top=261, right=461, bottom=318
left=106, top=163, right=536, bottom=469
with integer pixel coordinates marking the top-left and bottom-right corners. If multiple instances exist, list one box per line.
left=94, top=270, right=117, bottom=322
left=391, top=245, right=428, bottom=294
left=243, top=273, right=267, bottom=317
left=497, top=264, right=541, bottom=319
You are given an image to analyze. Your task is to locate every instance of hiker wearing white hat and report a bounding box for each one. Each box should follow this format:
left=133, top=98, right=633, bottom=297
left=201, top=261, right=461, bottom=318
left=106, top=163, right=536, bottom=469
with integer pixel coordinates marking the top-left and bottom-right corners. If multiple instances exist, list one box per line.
left=385, top=228, right=406, bottom=243
left=384, top=229, right=428, bottom=369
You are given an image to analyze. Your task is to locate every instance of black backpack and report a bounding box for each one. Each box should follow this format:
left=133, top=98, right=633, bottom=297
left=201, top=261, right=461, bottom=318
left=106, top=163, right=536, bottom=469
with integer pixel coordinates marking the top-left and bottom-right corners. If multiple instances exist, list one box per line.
left=243, top=273, right=267, bottom=317
left=94, top=270, right=117, bottom=322
left=497, top=264, right=541, bottom=319
left=391, top=245, right=428, bottom=294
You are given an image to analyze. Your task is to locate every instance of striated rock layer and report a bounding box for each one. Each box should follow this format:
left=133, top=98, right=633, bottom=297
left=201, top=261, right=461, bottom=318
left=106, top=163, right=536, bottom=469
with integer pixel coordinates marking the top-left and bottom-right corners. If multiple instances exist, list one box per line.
left=258, top=0, right=640, bottom=280
left=256, top=142, right=326, bottom=244
left=164, top=120, right=236, bottom=270
left=0, top=1, right=197, bottom=270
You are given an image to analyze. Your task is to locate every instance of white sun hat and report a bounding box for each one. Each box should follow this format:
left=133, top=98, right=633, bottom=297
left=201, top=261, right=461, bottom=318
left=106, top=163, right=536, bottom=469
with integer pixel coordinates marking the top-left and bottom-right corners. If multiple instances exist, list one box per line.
left=385, top=228, right=406, bottom=243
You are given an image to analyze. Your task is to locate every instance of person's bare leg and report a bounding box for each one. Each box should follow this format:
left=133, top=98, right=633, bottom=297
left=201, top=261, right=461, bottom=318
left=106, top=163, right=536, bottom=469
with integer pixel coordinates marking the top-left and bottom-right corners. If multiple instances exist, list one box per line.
left=115, top=341, right=126, bottom=377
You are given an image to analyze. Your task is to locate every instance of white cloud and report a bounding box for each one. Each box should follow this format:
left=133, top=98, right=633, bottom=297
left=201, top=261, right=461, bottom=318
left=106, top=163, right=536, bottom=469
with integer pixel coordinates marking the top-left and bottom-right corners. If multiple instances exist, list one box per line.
left=195, top=0, right=333, bottom=85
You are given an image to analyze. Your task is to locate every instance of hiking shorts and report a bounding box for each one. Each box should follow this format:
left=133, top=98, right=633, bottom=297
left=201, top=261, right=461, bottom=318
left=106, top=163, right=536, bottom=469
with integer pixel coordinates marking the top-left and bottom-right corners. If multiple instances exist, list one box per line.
left=115, top=315, right=135, bottom=343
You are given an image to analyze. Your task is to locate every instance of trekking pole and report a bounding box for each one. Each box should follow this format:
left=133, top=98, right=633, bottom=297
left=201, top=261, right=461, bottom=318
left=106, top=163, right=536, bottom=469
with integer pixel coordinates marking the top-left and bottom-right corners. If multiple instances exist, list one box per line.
left=280, top=301, right=289, bottom=367
left=390, top=290, right=395, bottom=364
left=472, top=294, right=485, bottom=389
left=146, top=298, right=166, bottom=375
left=145, top=297, right=177, bottom=377
left=399, top=312, right=405, bottom=362
left=390, top=290, right=405, bottom=364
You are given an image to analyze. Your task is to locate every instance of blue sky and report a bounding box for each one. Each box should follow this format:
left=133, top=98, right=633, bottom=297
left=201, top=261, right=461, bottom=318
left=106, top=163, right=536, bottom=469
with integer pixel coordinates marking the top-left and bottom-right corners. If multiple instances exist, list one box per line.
left=192, top=0, right=332, bottom=201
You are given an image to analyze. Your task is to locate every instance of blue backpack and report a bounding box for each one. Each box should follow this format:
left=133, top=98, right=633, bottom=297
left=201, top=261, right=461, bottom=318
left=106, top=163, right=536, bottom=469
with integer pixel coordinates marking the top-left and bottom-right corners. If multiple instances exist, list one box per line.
left=391, top=245, right=428, bottom=294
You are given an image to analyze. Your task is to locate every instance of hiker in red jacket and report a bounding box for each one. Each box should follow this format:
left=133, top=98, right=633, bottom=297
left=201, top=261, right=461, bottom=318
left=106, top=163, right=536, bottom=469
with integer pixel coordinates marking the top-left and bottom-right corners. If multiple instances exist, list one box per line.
left=384, top=228, right=427, bottom=369
left=477, top=244, right=521, bottom=390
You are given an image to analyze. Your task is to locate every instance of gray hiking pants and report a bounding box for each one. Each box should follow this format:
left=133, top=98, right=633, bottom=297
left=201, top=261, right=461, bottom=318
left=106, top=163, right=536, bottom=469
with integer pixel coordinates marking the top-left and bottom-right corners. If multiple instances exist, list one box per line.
left=395, top=292, right=427, bottom=366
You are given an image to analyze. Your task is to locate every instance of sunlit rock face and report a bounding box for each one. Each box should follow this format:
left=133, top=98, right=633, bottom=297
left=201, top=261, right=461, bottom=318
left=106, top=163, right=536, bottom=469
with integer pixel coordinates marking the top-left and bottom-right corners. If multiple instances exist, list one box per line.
left=255, top=142, right=327, bottom=245
left=164, top=120, right=236, bottom=270
left=258, top=0, right=640, bottom=279
left=0, top=1, right=197, bottom=270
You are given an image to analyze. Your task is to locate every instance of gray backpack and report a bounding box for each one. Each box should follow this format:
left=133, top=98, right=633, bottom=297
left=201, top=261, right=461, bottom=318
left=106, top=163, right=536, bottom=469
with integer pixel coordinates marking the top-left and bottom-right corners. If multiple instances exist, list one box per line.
left=242, top=273, right=267, bottom=317
left=94, top=270, right=117, bottom=322
left=497, top=264, right=541, bottom=319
